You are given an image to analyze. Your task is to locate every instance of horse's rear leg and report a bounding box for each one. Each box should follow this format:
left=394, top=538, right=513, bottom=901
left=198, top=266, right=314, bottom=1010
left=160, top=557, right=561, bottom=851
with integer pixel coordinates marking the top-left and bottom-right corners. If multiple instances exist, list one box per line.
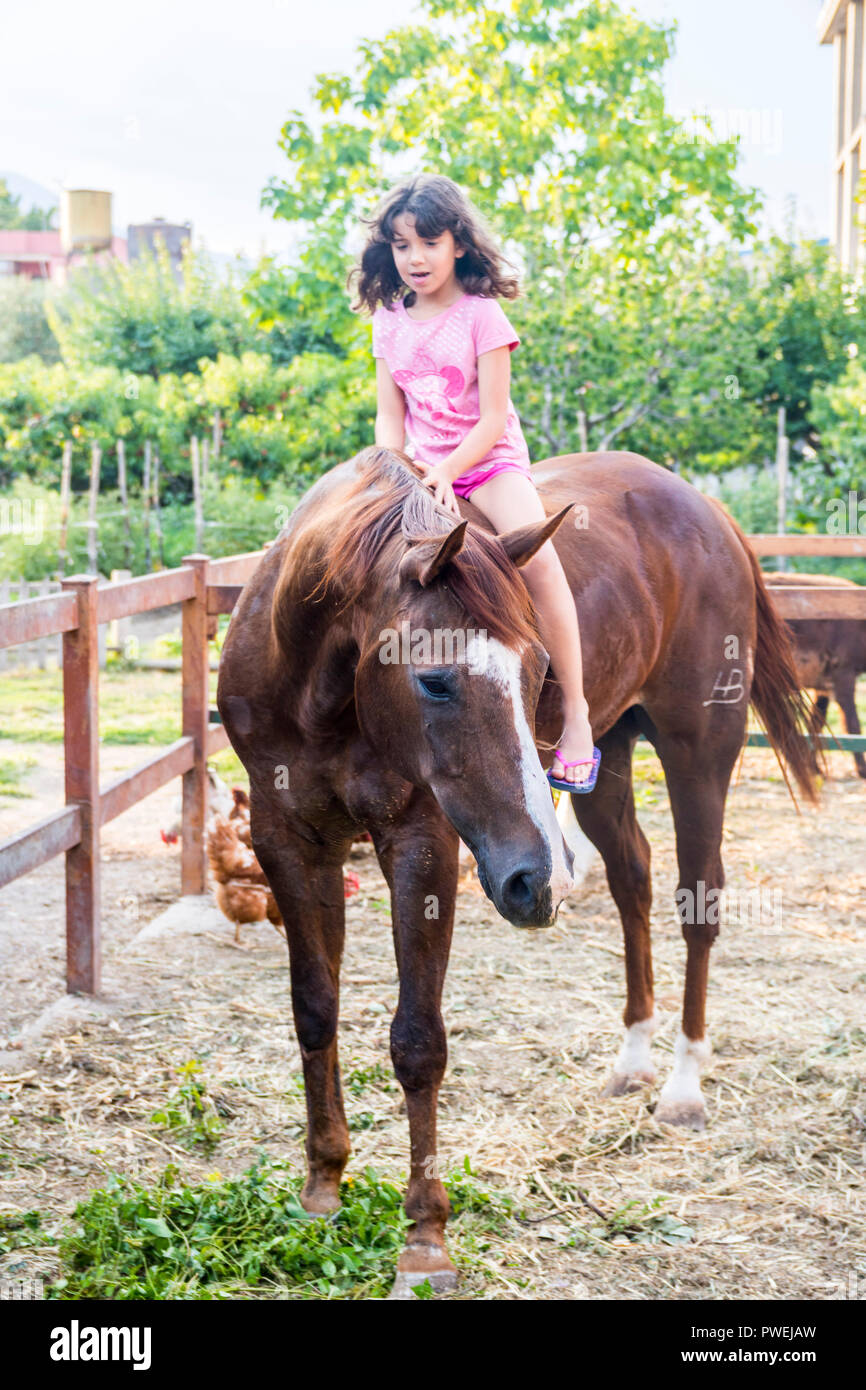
left=808, top=691, right=830, bottom=736
left=832, top=669, right=866, bottom=779
left=371, top=794, right=459, bottom=1299
left=653, top=730, right=739, bottom=1130
left=571, top=717, right=657, bottom=1095
left=807, top=692, right=830, bottom=776
left=250, top=805, right=350, bottom=1214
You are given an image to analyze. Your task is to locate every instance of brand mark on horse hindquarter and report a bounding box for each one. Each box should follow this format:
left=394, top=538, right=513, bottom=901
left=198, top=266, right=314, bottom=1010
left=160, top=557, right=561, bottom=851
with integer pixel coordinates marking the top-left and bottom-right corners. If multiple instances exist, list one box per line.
left=702, top=668, right=745, bottom=706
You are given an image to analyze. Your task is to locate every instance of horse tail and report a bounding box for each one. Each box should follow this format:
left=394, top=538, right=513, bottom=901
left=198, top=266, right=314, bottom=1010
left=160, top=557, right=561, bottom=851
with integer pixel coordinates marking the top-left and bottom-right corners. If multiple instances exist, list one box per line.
left=708, top=499, right=822, bottom=806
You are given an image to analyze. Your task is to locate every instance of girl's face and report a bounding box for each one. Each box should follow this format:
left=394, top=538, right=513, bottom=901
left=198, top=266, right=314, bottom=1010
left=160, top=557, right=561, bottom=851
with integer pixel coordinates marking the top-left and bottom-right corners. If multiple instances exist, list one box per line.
left=390, top=212, right=464, bottom=299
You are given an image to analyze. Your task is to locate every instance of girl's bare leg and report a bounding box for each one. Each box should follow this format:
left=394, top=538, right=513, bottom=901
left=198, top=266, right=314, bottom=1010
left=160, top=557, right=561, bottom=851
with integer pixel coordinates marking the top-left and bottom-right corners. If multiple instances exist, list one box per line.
left=464, top=472, right=594, bottom=784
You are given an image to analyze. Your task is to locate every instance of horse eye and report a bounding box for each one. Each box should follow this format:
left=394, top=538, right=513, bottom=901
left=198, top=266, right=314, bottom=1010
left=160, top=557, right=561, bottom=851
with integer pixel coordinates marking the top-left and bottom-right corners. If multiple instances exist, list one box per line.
left=418, top=676, right=452, bottom=701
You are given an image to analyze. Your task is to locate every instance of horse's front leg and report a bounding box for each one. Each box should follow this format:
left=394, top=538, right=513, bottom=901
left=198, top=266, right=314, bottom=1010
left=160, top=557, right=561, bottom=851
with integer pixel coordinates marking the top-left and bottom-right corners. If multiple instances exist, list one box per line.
left=250, top=804, right=351, bottom=1214
left=371, top=796, right=459, bottom=1299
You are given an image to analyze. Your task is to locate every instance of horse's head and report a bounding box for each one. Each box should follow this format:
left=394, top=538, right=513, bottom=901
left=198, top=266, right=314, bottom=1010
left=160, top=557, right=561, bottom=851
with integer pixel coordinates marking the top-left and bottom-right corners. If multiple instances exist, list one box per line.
left=347, top=475, right=576, bottom=927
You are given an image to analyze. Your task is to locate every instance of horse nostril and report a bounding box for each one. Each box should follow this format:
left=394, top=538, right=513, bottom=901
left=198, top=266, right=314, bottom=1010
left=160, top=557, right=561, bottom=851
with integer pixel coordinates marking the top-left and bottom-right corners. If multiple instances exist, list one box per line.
left=503, top=867, right=536, bottom=911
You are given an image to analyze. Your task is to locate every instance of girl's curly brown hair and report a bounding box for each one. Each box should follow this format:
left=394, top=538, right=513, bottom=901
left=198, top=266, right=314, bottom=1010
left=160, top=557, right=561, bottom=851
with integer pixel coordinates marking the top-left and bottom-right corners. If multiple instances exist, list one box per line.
left=348, top=173, right=519, bottom=314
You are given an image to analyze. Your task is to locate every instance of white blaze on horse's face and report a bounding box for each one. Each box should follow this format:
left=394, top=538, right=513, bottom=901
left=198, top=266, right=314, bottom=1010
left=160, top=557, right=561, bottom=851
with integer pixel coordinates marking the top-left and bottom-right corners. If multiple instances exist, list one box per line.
left=481, top=637, right=575, bottom=907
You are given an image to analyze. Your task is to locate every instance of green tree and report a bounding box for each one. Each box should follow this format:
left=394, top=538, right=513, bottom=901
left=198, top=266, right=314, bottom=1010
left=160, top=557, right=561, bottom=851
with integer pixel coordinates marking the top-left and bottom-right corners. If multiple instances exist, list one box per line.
left=745, top=236, right=866, bottom=459
left=0, top=358, right=146, bottom=490
left=46, top=241, right=267, bottom=377
left=515, top=239, right=764, bottom=471
left=566, top=237, right=866, bottom=473
left=0, top=178, right=56, bottom=230
left=798, top=358, right=866, bottom=568
left=0, top=278, right=61, bottom=364
left=0, top=350, right=374, bottom=495
left=810, top=356, right=866, bottom=466
left=194, top=350, right=375, bottom=484
left=253, top=0, right=761, bottom=467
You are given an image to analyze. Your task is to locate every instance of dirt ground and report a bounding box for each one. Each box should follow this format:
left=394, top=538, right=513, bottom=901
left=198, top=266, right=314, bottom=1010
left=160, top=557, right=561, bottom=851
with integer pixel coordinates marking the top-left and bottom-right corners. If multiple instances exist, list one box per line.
left=0, top=739, right=864, bottom=1300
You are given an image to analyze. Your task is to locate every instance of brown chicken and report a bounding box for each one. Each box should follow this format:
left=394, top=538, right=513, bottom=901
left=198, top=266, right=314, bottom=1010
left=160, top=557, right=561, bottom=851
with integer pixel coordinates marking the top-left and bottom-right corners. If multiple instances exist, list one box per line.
left=160, top=768, right=234, bottom=845
left=206, top=815, right=283, bottom=943
left=228, top=786, right=253, bottom=848
left=210, top=793, right=362, bottom=932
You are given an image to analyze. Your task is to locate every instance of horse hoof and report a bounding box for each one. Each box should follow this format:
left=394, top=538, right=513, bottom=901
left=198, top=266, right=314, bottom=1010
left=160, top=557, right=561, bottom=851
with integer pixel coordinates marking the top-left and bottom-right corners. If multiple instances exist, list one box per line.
left=386, top=1240, right=457, bottom=1299
left=654, top=1099, right=706, bottom=1131
left=300, top=1186, right=342, bottom=1216
left=387, top=1267, right=458, bottom=1300
left=602, top=1069, right=656, bottom=1097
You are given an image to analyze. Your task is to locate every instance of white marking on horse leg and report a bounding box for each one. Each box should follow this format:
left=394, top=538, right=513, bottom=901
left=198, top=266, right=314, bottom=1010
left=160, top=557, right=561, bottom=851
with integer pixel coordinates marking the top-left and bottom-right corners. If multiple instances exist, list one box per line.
left=482, top=638, right=574, bottom=905
left=388, top=1266, right=458, bottom=1300
left=655, top=1030, right=712, bottom=1129
left=555, top=793, right=598, bottom=889
left=602, top=1014, right=658, bottom=1095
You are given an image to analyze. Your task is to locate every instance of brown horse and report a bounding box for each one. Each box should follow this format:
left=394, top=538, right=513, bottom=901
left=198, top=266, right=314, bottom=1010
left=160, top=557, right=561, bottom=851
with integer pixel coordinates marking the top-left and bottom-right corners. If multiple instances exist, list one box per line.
left=765, top=571, right=866, bottom=780
left=217, top=446, right=817, bottom=1296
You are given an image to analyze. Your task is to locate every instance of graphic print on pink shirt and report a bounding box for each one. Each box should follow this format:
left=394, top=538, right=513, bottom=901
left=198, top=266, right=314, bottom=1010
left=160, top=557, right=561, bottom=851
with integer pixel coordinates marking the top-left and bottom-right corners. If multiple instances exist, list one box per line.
left=391, top=354, right=465, bottom=422
left=371, top=293, right=531, bottom=477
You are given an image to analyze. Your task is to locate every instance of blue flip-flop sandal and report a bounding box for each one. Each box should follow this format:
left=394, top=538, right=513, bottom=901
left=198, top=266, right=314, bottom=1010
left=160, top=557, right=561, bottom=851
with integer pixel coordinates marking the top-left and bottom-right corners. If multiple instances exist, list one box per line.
left=547, top=745, right=602, bottom=795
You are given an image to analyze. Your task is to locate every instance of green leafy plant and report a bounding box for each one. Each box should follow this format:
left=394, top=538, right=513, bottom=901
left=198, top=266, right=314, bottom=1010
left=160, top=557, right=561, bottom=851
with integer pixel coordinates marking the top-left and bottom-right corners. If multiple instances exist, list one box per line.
left=446, top=1160, right=516, bottom=1236
left=571, top=1194, right=694, bottom=1248
left=344, top=1062, right=392, bottom=1096
left=46, top=242, right=263, bottom=378
left=0, top=277, right=60, bottom=364
left=150, top=1060, right=226, bottom=1151
left=348, top=1111, right=378, bottom=1132
left=49, top=1159, right=410, bottom=1300
left=46, top=1157, right=523, bottom=1299
left=0, top=1209, right=45, bottom=1256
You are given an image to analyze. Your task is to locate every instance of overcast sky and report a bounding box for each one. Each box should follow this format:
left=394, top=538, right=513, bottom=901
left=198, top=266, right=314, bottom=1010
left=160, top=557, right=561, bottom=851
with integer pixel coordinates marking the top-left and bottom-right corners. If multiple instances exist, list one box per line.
left=1, top=0, right=834, bottom=257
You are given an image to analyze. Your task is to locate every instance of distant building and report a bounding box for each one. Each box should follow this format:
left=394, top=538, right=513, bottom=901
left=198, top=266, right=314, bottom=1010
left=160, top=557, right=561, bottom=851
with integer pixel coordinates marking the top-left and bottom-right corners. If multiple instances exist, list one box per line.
left=127, top=218, right=192, bottom=276
left=819, top=0, right=866, bottom=271
left=0, top=197, right=193, bottom=284
left=0, top=230, right=128, bottom=283
left=0, top=188, right=127, bottom=284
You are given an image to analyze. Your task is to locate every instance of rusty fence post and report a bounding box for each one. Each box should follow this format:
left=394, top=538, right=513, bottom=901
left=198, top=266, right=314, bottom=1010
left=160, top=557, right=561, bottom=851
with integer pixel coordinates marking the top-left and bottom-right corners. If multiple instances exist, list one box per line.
left=61, top=574, right=101, bottom=994
left=181, top=554, right=210, bottom=894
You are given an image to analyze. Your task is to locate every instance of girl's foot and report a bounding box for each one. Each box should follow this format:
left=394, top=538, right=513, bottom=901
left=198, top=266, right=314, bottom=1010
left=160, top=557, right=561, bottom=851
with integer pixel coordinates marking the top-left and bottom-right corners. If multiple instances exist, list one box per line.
left=551, top=705, right=595, bottom=786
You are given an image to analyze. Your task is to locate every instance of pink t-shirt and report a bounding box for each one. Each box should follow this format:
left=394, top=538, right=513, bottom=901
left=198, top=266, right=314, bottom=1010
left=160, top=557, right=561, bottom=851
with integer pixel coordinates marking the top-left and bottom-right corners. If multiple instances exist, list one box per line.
left=371, top=293, right=531, bottom=477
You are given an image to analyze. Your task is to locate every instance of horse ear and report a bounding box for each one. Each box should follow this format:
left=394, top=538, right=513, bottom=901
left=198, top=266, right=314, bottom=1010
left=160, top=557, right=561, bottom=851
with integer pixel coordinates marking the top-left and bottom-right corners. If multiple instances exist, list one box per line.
left=498, top=505, right=574, bottom=569
left=398, top=520, right=469, bottom=588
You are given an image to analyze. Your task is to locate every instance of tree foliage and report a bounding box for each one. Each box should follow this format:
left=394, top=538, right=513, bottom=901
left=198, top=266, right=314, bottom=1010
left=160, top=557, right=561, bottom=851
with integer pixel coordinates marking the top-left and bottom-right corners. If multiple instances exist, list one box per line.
left=3, top=0, right=863, bottom=515
left=0, top=278, right=61, bottom=364
left=810, top=356, right=866, bottom=468
left=0, top=178, right=56, bottom=231
left=46, top=242, right=271, bottom=378
left=249, top=0, right=866, bottom=480
left=253, top=0, right=772, bottom=468
left=0, top=350, right=374, bottom=494
left=746, top=236, right=866, bottom=456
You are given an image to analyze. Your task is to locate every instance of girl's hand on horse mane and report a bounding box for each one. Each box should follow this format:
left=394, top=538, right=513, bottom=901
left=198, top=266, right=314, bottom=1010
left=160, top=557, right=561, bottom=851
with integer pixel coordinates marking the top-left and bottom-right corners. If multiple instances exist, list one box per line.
left=415, top=459, right=461, bottom=517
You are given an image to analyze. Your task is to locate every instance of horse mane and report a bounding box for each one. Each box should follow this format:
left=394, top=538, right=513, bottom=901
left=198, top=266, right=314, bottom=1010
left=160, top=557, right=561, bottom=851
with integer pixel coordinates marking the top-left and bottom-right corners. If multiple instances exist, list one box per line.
left=292, top=446, right=538, bottom=647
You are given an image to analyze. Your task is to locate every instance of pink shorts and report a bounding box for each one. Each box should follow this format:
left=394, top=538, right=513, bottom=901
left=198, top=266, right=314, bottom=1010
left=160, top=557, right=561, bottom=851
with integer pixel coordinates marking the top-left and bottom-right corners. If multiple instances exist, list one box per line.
left=451, top=459, right=534, bottom=499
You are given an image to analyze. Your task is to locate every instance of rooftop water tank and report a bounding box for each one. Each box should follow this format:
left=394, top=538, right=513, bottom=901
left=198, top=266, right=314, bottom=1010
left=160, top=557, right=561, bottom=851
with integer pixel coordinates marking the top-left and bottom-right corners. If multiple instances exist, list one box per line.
left=127, top=218, right=192, bottom=265
left=60, top=189, right=113, bottom=254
